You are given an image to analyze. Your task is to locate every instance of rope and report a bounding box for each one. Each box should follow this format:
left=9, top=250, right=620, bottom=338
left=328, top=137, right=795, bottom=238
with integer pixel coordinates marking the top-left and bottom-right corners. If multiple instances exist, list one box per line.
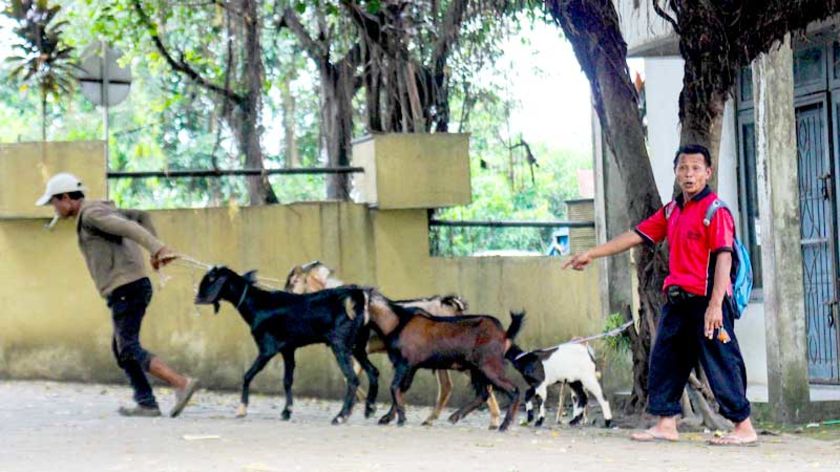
left=514, top=319, right=634, bottom=361
left=562, top=319, right=634, bottom=346
left=157, top=253, right=285, bottom=290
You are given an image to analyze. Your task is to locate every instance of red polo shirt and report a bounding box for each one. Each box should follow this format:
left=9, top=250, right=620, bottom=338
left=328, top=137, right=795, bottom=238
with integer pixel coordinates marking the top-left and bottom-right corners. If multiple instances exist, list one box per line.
left=634, top=186, right=735, bottom=296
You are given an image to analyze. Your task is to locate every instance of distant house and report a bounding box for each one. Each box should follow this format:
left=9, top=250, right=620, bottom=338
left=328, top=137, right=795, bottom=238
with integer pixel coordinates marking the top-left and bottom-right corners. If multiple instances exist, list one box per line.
left=593, top=2, right=840, bottom=421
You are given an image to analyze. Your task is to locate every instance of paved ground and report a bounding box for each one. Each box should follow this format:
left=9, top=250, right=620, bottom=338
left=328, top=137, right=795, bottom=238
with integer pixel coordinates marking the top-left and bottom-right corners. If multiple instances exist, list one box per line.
left=1, top=380, right=839, bottom=472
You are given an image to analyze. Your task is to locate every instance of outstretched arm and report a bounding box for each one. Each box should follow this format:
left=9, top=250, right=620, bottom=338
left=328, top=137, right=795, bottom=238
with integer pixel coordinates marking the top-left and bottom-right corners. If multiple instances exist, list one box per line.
left=562, top=230, right=644, bottom=270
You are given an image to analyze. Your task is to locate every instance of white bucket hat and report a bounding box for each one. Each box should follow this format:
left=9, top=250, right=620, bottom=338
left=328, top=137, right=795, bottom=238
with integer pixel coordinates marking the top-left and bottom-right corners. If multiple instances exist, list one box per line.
left=35, top=173, right=87, bottom=206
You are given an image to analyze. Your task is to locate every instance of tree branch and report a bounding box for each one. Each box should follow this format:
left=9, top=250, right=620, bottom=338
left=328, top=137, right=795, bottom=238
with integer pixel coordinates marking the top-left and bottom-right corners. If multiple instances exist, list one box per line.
left=431, top=0, right=468, bottom=66
left=130, top=0, right=244, bottom=104
left=277, top=7, right=327, bottom=64
left=651, top=0, right=681, bottom=35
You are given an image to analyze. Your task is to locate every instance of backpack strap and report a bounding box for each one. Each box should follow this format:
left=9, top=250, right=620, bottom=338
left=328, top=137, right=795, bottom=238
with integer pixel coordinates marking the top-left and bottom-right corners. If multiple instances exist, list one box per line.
left=703, top=199, right=728, bottom=227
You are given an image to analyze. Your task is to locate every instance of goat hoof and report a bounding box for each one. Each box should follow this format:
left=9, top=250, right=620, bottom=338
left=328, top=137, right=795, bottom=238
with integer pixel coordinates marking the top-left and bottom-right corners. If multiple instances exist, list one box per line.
left=281, top=409, right=291, bottom=421
left=447, top=414, right=461, bottom=424
left=603, top=419, right=612, bottom=428
left=235, top=404, right=247, bottom=418
left=498, top=423, right=510, bottom=432
left=488, top=424, right=500, bottom=431
left=569, top=416, right=583, bottom=426
left=535, top=418, right=544, bottom=428
left=364, top=404, right=376, bottom=418
left=421, top=419, right=434, bottom=426
left=378, top=415, right=392, bottom=425
left=397, top=418, right=406, bottom=427
left=331, top=415, right=347, bottom=425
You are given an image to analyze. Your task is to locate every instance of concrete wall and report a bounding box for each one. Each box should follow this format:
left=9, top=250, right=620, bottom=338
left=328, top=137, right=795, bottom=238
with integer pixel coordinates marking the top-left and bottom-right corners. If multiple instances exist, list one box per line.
left=0, top=142, right=610, bottom=407
left=0, top=141, right=107, bottom=218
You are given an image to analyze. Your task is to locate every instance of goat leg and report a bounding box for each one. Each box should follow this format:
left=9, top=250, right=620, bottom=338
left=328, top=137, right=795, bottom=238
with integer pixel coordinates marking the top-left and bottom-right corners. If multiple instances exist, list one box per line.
left=556, top=382, right=567, bottom=424
left=281, top=350, right=296, bottom=420
left=568, top=381, right=587, bottom=426
left=238, top=353, right=273, bottom=418
left=480, top=366, right=520, bottom=432
left=331, top=346, right=360, bottom=425
left=352, top=346, right=379, bottom=418
left=422, top=369, right=452, bottom=426
left=580, top=375, right=613, bottom=428
left=524, top=386, right=536, bottom=424
left=532, top=382, right=548, bottom=427
left=486, top=388, right=501, bottom=430
left=395, top=367, right=417, bottom=426
left=448, top=392, right=488, bottom=424
left=380, top=363, right=409, bottom=425
left=352, top=359, right=368, bottom=402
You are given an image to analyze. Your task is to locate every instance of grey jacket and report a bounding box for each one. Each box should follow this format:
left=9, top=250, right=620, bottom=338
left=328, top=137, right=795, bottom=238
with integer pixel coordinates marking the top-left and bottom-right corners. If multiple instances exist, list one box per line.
left=76, top=200, right=165, bottom=297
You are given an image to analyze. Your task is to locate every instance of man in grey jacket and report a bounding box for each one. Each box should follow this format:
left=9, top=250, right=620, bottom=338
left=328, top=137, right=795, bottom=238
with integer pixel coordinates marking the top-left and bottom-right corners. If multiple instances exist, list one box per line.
left=37, top=173, right=199, bottom=417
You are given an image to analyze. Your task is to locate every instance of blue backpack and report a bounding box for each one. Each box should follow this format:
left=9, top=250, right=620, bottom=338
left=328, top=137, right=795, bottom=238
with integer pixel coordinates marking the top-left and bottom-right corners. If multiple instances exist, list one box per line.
left=704, top=200, right=753, bottom=318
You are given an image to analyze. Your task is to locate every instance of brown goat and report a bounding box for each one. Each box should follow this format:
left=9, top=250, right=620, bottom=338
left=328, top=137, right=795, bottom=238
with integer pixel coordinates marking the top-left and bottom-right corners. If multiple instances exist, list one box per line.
left=368, top=299, right=524, bottom=431
left=284, top=261, right=503, bottom=428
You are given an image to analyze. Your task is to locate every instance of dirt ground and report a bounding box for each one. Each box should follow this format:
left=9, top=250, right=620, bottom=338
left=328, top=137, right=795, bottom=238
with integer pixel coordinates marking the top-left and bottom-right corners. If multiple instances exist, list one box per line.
left=1, top=380, right=838, bottom=472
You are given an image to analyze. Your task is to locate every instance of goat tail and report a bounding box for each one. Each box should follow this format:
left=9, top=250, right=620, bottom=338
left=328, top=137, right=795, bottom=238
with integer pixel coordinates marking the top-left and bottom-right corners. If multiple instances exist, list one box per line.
left=505, top=311, right=526, bottom=341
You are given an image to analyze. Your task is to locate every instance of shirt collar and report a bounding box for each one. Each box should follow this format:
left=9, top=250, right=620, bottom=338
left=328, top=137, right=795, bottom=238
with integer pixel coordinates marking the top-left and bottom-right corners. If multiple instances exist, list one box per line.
left=675, top=185, right=711, bottom=208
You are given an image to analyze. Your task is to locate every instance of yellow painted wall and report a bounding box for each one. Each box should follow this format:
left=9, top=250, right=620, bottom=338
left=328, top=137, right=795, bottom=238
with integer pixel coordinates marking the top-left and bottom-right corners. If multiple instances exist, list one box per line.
left=0, top=141, right=107, bottom=218
left=0, top=203, right=611, bottom=403
left=351, top=134, right=471, bottom=209
left=0, top=141, right=616, bottom=409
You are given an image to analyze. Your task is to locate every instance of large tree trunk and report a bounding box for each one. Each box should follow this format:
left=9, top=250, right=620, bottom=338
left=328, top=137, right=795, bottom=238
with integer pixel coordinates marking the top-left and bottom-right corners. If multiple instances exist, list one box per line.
left=546, top=0, right=665, bottom=414
left=319, top=60, right=356, bottom=199
left=239, top=0, right=277, bottom=205
left=281, top=73, right=300, bottom=168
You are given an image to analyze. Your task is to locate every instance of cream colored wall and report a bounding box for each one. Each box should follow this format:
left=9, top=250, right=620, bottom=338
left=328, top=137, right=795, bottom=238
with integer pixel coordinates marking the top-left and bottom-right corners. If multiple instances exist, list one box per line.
left=0, top=141, right=107, bottom=218
left=0, top=141, right=612, bottom=408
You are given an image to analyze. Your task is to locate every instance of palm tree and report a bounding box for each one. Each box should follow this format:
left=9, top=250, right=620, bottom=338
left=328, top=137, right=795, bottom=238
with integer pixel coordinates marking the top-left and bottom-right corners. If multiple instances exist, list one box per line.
left=3, top=0, right=78, bottom=141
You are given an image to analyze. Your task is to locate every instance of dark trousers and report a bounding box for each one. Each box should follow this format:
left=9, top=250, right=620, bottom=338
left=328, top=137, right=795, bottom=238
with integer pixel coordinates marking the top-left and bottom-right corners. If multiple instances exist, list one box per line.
left=647, top=295, right=751, bottom=422
left=107, top=278, right=157, bottom=408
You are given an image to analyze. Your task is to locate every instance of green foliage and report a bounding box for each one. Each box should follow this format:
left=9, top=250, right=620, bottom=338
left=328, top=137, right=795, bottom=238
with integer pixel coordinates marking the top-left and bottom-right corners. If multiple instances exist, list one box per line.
left=3, top=0, right=80, bottom=138
left=0, top=0, right=592, bottom=252
left=603, top=312, right=631, bottom=353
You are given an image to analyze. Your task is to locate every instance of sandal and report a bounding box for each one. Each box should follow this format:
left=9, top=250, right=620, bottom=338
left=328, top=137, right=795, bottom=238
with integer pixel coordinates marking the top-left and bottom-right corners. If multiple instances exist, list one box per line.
left=708, top=435, right=758, bottom=447
left=630, top=430, right=679, bottom=442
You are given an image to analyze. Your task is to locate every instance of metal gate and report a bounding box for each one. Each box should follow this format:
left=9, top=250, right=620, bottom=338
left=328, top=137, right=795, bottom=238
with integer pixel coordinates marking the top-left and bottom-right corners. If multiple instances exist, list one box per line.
left=796, top=96, right=840, bottom=383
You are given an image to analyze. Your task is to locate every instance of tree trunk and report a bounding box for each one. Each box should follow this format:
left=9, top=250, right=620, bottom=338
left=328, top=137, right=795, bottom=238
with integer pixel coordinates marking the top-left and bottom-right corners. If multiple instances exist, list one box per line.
left=319, top=61, right=355, bottom=200
left=546, top=0, right=666, bottom=414
left=281, top=73, right=300, bottom=168
left=239, top=0, right=276, bottom=205
left=41, top=91, right=47, bottom=142
left=242, top=0, right=269, bottom=204
left=679, top=88, right=726, bottom=191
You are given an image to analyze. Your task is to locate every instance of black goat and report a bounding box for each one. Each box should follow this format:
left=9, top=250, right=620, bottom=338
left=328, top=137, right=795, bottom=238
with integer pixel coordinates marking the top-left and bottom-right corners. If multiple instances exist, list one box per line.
left=367, top=298, right=525, bottom=431
left=194, top=266, right=378, bottom=424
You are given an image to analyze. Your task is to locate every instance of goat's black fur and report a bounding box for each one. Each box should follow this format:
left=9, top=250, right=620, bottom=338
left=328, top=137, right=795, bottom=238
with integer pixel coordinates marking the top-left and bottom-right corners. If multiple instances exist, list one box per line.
left=195, top=266, right=378, bottom=424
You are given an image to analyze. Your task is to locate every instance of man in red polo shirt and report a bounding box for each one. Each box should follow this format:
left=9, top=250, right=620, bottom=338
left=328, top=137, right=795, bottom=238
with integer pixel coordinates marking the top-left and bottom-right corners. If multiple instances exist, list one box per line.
left=564, top=144, right=757, bottom=446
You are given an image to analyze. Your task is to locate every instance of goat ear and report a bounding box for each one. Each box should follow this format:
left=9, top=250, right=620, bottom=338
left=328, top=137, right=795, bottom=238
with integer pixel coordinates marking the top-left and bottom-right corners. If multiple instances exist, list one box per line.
left=243, top=270, right=258, bottom=285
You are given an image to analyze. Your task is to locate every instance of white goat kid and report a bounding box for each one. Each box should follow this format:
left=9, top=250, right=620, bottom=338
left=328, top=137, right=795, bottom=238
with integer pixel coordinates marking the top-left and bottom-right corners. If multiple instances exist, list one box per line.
left=508, top=342, right=612, bottom=427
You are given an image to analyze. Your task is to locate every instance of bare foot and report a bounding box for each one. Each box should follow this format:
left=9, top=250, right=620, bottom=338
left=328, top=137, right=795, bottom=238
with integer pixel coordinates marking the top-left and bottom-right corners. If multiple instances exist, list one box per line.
left=709, top=417, right=758, bottom=446
left=630, top=428, right=679, bottom=442
left=630, top=416, right=679, bottom=442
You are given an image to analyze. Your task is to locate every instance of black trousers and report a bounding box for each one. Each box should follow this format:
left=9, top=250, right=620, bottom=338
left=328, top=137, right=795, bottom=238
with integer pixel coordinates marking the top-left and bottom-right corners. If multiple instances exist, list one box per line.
left=107, top=278, right=157, bottom=408
left=647, top=295, right=751, bottom=422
